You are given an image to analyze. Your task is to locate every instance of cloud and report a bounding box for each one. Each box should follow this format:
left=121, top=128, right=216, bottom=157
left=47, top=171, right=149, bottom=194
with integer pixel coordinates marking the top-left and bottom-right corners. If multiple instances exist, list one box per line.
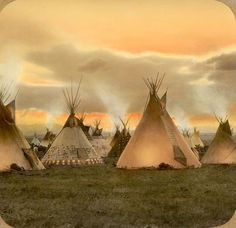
left=18, top=44, right=235, bottom=130
left=0, top=18, right=60, bottom=53
left=207, top=51, right=236, bottom=70
left=25, top=45, right=197, bottom=115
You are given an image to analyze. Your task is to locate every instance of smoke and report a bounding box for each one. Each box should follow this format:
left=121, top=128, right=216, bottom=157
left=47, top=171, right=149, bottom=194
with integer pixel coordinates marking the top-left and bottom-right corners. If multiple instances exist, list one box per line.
left=193, top=85, right=229, bottom=118
left=171, top=106, right=190, bottom=129
left=0, top=54, right=22, bottom=99
left=94, top=82, right=129, bottom=129
left=46, top=102, right=64, bottom=129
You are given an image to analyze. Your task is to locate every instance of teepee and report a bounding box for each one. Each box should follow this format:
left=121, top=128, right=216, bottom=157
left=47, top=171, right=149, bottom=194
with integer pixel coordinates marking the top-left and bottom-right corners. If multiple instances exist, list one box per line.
left=110, top=124, right=121, bottom=148
left=92, top=120, right=103, bottom=137
left=107, top=119, right=131, bottom=159
left=201, top=118, right=236, bottom=164
left=78, top=113, right=92, bottom=140
left=191, top=127, right=204, bottom=148
left=90, top=120, right=111, bottom=157
left=0, top=86, right=45, bottom=171
left=42, top=83, right=101, bottom=166
left=40, top=128, right=55, bottom=148
left=182, top=129, right=193, bottom=148
left=117, top=75, right=201, bottom=169
left=31, top=133, right=41, bottom=147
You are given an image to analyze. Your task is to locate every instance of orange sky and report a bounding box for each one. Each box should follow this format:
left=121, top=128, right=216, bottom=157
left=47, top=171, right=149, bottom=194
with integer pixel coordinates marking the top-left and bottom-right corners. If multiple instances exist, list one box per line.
left=1, top=0, right=236, bottom=55
left=1, top=0, right=236, bottom=134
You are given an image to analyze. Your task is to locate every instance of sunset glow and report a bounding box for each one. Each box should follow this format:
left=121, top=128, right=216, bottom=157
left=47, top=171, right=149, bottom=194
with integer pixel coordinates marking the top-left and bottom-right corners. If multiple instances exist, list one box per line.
left=0, top=0, right=235, bottom=135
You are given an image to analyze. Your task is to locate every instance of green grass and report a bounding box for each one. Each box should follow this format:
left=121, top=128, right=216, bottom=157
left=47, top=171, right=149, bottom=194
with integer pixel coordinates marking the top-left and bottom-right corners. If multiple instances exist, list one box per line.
left=0, top=165, right=236, bottom=228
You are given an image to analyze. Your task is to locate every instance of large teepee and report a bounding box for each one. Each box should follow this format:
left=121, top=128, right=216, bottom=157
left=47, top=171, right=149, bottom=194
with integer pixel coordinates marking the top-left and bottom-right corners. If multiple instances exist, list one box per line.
left=117, top=75, right=201, bottom=169
left=0, top=86, right=45, bottom=171
left=42, top=83, right=101, bottom=166
left=201, top=118, right=236, bottom=164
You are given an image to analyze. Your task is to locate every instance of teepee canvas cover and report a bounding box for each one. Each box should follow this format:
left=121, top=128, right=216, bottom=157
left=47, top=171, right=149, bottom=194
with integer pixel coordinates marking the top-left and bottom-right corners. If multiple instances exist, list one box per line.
left=92, top=120, right=103, bottom=137
left=183, top=129, right=193, bottom=148
left=0, top=86, right=44, bottom=171
left=191, top=127, right=204, bottom=148
left=90, top=120, right=111, bottom=157
left=31, top=133, right=41, bottom=146
left=117, top=76, right=201, bottom=169
left=42, top=84, right=101, bottom=166
left=78, top=113, right=92, bottom=140
left=110, top=125, right=121, bottom=148
left=201, top=118, right=236, bottom=164
left=108, top=119, right=131, bottom=158
left=40, top=129, right=55, bottom=147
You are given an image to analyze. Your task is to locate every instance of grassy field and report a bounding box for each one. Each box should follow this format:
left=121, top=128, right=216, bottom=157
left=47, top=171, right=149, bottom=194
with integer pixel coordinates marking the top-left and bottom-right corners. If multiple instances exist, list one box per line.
left=0, top=165, right=236, bottom=228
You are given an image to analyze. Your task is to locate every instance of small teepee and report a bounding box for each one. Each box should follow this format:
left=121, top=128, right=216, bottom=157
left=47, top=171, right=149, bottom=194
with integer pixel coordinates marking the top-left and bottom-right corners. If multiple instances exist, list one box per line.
left=90, top=120, right=111, bottom=157
left=92, top=120, right=103, bottom=137
left=31, top=133, right=41, bottom=147
left=117, top=75, right=201, bottom=169
left=40, top=128, right=55, bottom=148
left=110, top=125, right=121, bottom=148
left=191, top=127, right=204, bottom=148
left=107, top=118, right=131, bottom=159
left=0, top=86, right=45, bottom=171
left=201, top=117, right=236, bottom=164
left=182, top=129, right=193, bottom=148
left=78, top=113, right=92, bottom=140
left=42, top=83, right=101, bottom=166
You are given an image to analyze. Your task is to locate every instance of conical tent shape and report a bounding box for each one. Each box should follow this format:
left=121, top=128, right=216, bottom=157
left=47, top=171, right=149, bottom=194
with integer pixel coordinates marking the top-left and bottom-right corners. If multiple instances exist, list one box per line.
left=42, top=84, right=98, bottom=165
left=92, top=120, right=103, bottom=137
left=191, top=127, right=204, bottom=148
left=182, top=129, right=193, bottom=148
left=117, top=76, right=201, bottom=169
left=0, top=88, right=44, bottom=171
left=108, top=119, right=131, bottom=158
left=90, top=120, right=110, bottom=157
left=160, top=90, right=167, bottom=109
left=13, top=126, right=45, bottom=170
left=201, top=119, right=236, bottom=164
left=5, top=100, right=15, bottom=122
left=41, top=129, right=55, bottom=147
left=78, top=113, right=92, bottom=140
left=110, top=125, right=121, bottom=148
left=31, top=133, right=41, bottom=146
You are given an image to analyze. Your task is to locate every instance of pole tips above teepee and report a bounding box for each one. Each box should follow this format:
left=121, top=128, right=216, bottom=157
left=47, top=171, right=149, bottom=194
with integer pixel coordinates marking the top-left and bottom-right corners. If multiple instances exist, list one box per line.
left=143, top=72, right=165, bottom=96
left=63, top=78, right=83, bottom=115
